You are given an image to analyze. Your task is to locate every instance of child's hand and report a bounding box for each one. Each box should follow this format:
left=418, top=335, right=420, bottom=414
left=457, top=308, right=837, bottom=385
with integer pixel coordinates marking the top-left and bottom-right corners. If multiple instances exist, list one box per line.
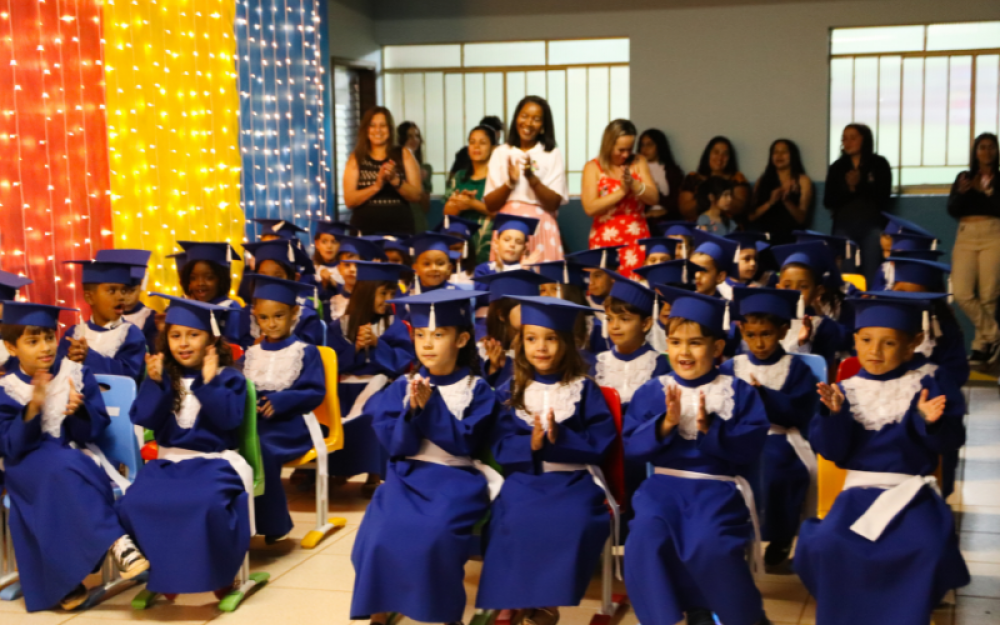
left=355, top=325, right=370, bottom=351
left=154, top=312, right=167, bottom=334
left=145, top=353, right=164, bottom=383
left=748, top=374, right=762, bottom=388
left=523, top=247, right=544, bottom=266
left=484, top=338, right=506, bottom=374
left=531, top=414, right=546, bottom=451
left=545, top=409, right=558, bottom=444
left=817, top=382, right=844, bottom=413
left=696, top=391, right=712, bottom=434
left=202, top=345, right=219, bottom=384
left=258, top=397, right=276, bottom=419
left=660, top=385, right=682, bottom=437
left=798, top=315, right=813, bottom=346
left=917, top=388, right=947, bottom=424
left=413, top=377, right=432, bottom=409
left=64, top=379, right=83, bottom=416
left=67, top=336, right=89, bottom=363
left=409, top=377, right=419, bottom=410
left=26, top=370, right=52, bottom=420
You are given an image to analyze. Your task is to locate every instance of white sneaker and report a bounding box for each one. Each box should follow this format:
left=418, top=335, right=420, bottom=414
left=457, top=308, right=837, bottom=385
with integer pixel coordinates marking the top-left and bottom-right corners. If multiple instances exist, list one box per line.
left=111, top=535, right=150, bottom=579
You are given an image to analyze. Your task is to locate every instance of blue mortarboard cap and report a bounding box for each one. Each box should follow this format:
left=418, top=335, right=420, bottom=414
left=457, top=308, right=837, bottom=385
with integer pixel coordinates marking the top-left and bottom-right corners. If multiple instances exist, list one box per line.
left=177, top=241, right=241, bottom=267
left=336, top=235, right=387, bottom=261
left=637, top=237, right=680, bottom=257
left=885, top=257, right=951, bottom=291
left=388, top=289, right=486, bottom=330
left=447, top=250, right=463, bottom=262
left=889, top=231, right=938, bottom=253
left=493, top=214, right=540, bottom=237
left=95, top=249, right=152, bottom=287
left=312, top=219, right=356, bottom=238
left=475, top=269, right=553, bottom=303
left=632, top=260, right=704, bottom=288
left=566, top=245, right=625, bottom=270
left=149, top=293, right=234, bottom=337
left=0, top=270, right=33, bottom=301
left=1, top=302, right=77, bottom=328
left=438, top=215, right=482, bottom=240
left=725, top=231, right=770, bottom=250
left=732, top=285, right=800, bottom=322
left=354, top=260, right=412, bottom=283
left=692, top=230, right=739, bottom=275
left=243, top=240, right=302, bottom=268
left=770, top=241, right=834, bottom=276
left=793, top=230, right=858, bottom=261
left=656, top=284, right=730, bottom=333
left=608, top=272, right=655, bottom=316
left=63, top=260, right=135, bottom=286
left=889, top=248, right=945, bottom=261
left=251, top=275, right=316, bottom=307
left=408, top=232, right=465, bottom=259
left=378, top=236, right=409, bottom=255
left=882, top=213, right=934, bottom=238
left=657, top=221, right=698, bottom=238
left=755, top=241, right=771, bottom=254
left=505, top=295, right=599, bottom=332
left=850, top=291, right=935, bottom=333
left=167, top=252, right=189, bottom=274
left=251, top=218, right=308, bottom=240
left=530, top=261, right=589, bottom=289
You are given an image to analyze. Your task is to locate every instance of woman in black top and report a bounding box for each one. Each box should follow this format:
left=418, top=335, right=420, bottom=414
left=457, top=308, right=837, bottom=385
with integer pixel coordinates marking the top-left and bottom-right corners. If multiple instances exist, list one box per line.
left=748, top=139, right=813, bottom=245
left=948, top=132, right=1000, bottom=364
left=823, top=123, right=892, bottom=280
left=343, top=106, right=422, bottom=235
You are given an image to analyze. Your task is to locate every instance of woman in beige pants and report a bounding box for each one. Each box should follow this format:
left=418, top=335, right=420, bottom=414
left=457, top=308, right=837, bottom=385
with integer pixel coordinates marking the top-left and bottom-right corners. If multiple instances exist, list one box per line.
left=948, top=133, right=1000, bottom=366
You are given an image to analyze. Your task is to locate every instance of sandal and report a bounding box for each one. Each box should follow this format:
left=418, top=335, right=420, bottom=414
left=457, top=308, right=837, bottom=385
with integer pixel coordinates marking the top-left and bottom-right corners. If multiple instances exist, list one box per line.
left=523, top=607, right=559, bottom=625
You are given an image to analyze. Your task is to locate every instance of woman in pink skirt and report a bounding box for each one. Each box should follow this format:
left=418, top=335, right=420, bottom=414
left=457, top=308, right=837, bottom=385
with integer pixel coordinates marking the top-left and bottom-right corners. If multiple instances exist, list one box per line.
left=582, top=119, right=660, bottom=277
left=484, top=96, right=569, bottom=262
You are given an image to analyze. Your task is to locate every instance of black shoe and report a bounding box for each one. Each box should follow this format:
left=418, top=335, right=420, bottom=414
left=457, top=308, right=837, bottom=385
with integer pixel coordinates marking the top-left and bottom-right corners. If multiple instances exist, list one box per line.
left=687, top=608, right=715, bottom=625
left=264, top=534, right=289, bottom=545
left=764, top=539, right=793, bottom=567
left=969, top=349, right=988, bottom=366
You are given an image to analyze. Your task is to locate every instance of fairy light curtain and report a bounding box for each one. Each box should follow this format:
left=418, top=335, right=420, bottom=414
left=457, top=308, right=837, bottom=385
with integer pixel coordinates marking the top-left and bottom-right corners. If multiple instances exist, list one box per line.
left=236, top=0, right=330, bottom=245
left=0, top=0, right=114, bottom=320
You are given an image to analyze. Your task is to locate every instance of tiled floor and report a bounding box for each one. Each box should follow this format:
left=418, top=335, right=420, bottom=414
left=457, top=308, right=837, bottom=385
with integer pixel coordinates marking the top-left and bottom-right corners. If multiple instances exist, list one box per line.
left=3, top=384, right=1000, bottom=625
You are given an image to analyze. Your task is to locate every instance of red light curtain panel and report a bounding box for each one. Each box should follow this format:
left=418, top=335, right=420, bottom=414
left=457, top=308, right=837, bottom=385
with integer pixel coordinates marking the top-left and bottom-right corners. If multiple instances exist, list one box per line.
left=0, top=0, right=113, bottom=319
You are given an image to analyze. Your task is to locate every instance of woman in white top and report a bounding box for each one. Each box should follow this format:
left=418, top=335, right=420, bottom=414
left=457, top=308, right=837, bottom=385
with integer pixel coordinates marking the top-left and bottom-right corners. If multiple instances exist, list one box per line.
left=484, top=96, right=569, bottom=262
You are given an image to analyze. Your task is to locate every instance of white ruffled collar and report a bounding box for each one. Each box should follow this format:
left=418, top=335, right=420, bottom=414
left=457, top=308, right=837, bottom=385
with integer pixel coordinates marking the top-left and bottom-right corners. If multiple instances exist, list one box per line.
left=595, top=347, right=659, bottom=403
left=0, top=359, right=84, bottom=438
left=73, top=320, right=132, bottom=358
left=732, top=353, right=793, bottom=391
left=660, top=373, right=735, bottom=440
left=841, top=368, right=924, bottom=431
left=515, top=375, right=586, bottom=429
left=243, top=340, right=307, bottom=392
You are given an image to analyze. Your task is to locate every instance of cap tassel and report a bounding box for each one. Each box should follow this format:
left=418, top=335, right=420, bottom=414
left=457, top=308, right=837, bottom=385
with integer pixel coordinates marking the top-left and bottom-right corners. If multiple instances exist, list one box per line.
left=723, top=301, right=731, bottom=331
left=414, top=279, right=422, bottom=295
left=922, top=310, right=930, bottom=336
left=287, top=243, right=295, bottom=263
left=885, top=262, right=895, bottom=290
left=210, top=311, right=221, bottom=337
left=463, top=241, right=469, bottom=260
left=932, top=315, right=942, bottom=339
left=141, top=273, right=149, bottom=291
left=556, top=283, right=562, bottom=299
left=226, top=246, right=233, bottom=263
left=602, top=311, right=609, bottom=339
left=429, top=303, right=437, bottom=331
left=563, top=263, right=569, bottom=284
left=948, top=275, right=954, bottom=304
left=601, top=250, right=607, bottom=270
left=855, top=247, right=861, bottom=266
left=274, top=220, right=286, bottom=233
left=682, top=263, right=688, bottom=284
left=796, top=292, right=805, bottom=319
left=680, top=240, right=687, bottom=258
left=932, top=239, right=938, bottom=251
left=845, top=241, right=850, bottom=259
left=444, top=216, right=450, bottom=229
left=765, top=233, right=771, bottom=241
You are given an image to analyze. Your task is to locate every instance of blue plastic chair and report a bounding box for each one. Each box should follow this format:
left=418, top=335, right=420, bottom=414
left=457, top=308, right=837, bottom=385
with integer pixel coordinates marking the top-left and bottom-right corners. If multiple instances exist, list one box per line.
left=795, top=353, right=829, bottom=386
left=1, top=492, right=17, bottom=601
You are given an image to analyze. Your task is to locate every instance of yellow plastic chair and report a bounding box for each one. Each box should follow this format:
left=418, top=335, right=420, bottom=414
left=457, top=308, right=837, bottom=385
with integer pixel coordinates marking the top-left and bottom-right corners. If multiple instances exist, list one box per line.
left=841, top=273, right=866, bottom=292
left=284, top=345, right=348, bottom=548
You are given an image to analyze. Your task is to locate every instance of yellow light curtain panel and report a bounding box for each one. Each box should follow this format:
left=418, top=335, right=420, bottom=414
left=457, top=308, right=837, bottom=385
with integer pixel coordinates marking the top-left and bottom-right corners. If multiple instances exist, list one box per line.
left=104, top=0, right=245, bottom=304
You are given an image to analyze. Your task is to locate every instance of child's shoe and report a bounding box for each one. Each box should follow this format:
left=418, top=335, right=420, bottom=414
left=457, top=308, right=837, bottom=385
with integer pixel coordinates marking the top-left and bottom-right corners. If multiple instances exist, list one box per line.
left=111, top=535, right=150, bottom=579
left=59, top=584, right=88, bottom=610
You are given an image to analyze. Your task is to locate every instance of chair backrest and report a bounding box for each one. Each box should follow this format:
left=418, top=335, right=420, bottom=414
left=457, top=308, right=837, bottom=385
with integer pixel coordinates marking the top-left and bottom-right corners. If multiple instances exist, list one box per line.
left=836, top=356, right=862, bottom=382
left=238, top=379, right=266, bottom=497
left=796, top=353, right=828, bottom=386
left=841, top=273, right=867, bottom=291
left=94, top=374, right=141, bottom=482
left=314, top=346, right=344, bottom=452
left=599, top=386, right=627, bottom=513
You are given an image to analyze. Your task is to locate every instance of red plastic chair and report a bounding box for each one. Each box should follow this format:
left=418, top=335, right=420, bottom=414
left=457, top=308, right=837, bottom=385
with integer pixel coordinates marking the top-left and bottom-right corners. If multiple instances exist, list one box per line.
left=229, top=343, right=245, bottom=362
left=594, top=387, right=628, bottom=624
left=836, top=356, right=861, bottom=382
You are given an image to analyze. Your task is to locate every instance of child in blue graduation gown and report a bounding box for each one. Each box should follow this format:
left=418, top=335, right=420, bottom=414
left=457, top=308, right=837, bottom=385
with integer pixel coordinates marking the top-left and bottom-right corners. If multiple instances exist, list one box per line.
left=633, top=259, right=703, bottom=354
left=351, top=289, right=498, bottom=625
left=117, top=295, right=253, bottom=595
left=567, top=245, right=625, bottom=355
left=239, top=276, right=326, bottom=541
left=477, top=296, right=617, bottom=623
left=474, top=214, right=541, bottom=278
left=796, top=294, right=969, bottom=625
left=95, top=249, right=160, bottom=352
left=623, top=287, right=771, bottom=625
left=0, top=270, right=33, bottom=371
left=327, top=262, right=414, bottom=490
left=407, top=232, right=467, bottom=296
left=300, top=220, right=353, bottom=321
left=327, top=235, right=387, bottom=322
left=720, top=286, right=819, bottom=571
left=57, top=260, right=147, bottom=383
left=535, top=261, right=596, bottom=368
left=688, top=230, right=739, bottom=301
left=0, top=303, right=149, bottom=611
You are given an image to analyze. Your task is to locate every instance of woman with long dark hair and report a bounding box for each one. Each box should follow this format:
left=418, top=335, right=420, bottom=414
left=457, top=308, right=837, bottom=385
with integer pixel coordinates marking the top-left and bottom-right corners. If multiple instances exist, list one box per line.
left=638, top=128, right=685, bottom=227
left=948, top=132, right=1000, bottom=365
left=484, top=96, right=569, bottom=262
left=823, top=123, right=892, bottom=280
left=444, top=125, right=498, bottom=265
left=748, top=139, right=813, bottom=245
left=343, top=107, right=423, bottom=235
left=677, top=136, right=750, bottom=220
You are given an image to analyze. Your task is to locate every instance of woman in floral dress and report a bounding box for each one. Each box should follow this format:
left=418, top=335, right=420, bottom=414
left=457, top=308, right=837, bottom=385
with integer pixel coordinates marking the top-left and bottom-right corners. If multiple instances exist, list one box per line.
left=582, top=119, right=661, bottom=277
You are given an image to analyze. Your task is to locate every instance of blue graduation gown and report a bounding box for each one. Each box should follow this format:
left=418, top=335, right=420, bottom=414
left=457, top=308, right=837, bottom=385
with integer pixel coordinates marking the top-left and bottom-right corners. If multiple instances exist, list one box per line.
left=477, top=374, right=615, bottom=610
left=351, top=368, right=496, bottom=622
left=622, top=370, right=769, bottom=625
left=117, top=367, right=250, bottom=594
left=300, top=265, right=340, bottom=324
left=721, top=350, right=818, bottom=543
left=57, top=319, right=147, bottom=382
left=123, top=302, right=160, bottom=353
left=795, top=366, right=969, bottom=625
left=237, top=302, right=325, bottom=349
left=909, top=345, right=968, bottom=499
left=327, top=315, right=414, bottom=477
left=0, top=361, right=125, bottom=612
left=241, top=338, right=325, bottom=537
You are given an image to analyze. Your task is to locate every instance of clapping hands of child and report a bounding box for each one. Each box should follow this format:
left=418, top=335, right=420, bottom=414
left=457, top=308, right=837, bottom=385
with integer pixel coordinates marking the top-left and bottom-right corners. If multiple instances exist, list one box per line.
left=483, top=337, right=506, bottom=375
left=522, top=246, right=544, bottom=265
left=259, top=396, right=276, bottom=418
left=64, top=380, right=83, bottom=416
left=66, top=336, right=90, bottom=363
left=660, top=387, right=710, bottom=437
left=409, top=376, right=432, bottom=410
left=202, top=345, right=219, bottom=384
left=145, top=353, right=164, bottom=383
left=917, top=389, right=947, bottom=424
left=817, top=382, right=844, bottom=413
left=530, top=409, right=558, bottom=451
left=355, top=324, right=378, bottom=351
left=798, top=315, right=813, bottom=346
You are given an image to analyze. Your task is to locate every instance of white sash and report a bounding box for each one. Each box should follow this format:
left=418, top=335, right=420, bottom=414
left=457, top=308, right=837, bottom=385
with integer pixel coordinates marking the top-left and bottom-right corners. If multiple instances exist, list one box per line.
left=341, top=374, right=390, bottom=422
left=843, top=470, right=939, bottom=541
left=157, top=446, right=257, bottom=535
left=654, top=466, right=763, bottom=574
left=768, top=425, right=819, bottom=519
left=406, top=440, right=505, bottom=501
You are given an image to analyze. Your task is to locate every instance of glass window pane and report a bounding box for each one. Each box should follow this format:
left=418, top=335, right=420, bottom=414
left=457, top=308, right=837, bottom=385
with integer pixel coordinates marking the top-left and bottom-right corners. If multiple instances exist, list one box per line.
left=546, top=70, right=567, bottom=159
left=568, top=172, right=583, bottom=197
left=927, top=22, right=1000, bottom=52
left=923, top=57, right=948, bottom=166
left=566, top=68, right=587, bottom=173
left=900, top=58, right=924, bottom=167
left=385, top=73, right=404, bottom=123
left=899, top=166, right=964, bottom=186
left=587, top=67, right=610, bottom=161
left=829, top=58, right=854, bottom=163
left=402, top=73, right=426, bottom=132
left=384, top=45, right=462, bottom=70
left=853, top=57, right=879, bottom=128
left=424, top=73, right=445, bottom=175
left=506, top=72, right=526, bottom=126
left=610, top=66, right=630, bottom=120
left=526, top=71, right=547, bottom=99
left=464, top=42, right=545, bottom=68
left=485, top=73, right=505, bottom=132
left=948, top=57, right=972, bottom=166
left=431, top=173, right=445, bottom=197
left=444, top=74, right=465, bottom=172
left=975, top=55, right=1000, bottom=138
left=548, top=39, right=629, bottom=65
left=877, top=57, right=902, bottom=169
left=830, top=26, right=925, bottom=55
left=465, top=73, right=485, bottom=138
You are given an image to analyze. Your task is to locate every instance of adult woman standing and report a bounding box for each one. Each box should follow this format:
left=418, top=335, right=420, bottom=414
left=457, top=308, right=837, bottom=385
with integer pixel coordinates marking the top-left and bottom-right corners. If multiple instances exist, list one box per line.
left=444, top=125, right=498, bottom=265
left=948, top=133, right=1000, bottom=365
left=638, top=128, right=686, bottom=228
left=747, top=139, right=813, bottom=245
left=398, top=121, right=433, bottom=233
left=823, top=123, right=892, bottom=280
left=484, top=96, right=569, bottom=262
left=677, top=136, right=750, bottom=220
left=343, top=107, right=422, bottom=235
left=582, top=119, right=660, bottom=276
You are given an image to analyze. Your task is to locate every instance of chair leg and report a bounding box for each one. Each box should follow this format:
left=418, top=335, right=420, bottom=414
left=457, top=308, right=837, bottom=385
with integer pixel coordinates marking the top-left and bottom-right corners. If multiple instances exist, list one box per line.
left=81, top=556, right=149, bottom=610
left=589, top=536, right=627, bottom=625
left=300, top=460, right=347, bottom=549
left=0, top=508, right=20, bottom=600
left=218, top=556, right=269, bottom=612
